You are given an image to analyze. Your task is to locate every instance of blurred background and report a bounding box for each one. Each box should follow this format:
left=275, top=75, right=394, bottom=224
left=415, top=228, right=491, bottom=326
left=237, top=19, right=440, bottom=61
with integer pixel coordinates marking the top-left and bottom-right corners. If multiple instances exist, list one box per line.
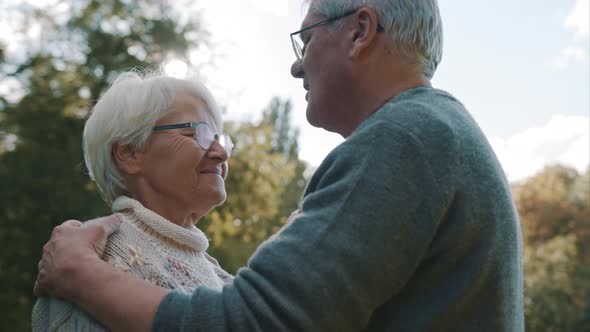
left=0, top=0, right=588, bottom=331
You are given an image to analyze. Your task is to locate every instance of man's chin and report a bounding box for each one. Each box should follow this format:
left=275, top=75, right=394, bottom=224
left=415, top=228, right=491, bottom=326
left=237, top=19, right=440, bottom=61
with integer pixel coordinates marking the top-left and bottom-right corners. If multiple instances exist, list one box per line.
left=306, top=107, right=339, bottom=134
left=306, top=106, right=322, bottom=129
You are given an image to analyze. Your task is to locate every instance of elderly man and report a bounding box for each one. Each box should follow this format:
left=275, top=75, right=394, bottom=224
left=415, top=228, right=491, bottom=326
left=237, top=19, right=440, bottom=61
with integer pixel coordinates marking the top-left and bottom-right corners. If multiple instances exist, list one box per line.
left=35, top=0, right=525, bottom=331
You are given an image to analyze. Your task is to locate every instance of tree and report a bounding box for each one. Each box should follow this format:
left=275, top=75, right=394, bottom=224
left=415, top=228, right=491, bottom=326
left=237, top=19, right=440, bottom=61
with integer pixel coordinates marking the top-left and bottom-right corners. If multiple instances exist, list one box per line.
left=261, top=97, right=308, bottom=219
left=0, top=1, right=205, bottom=329
left=524, top=234, right=584, bottom=331
left=514, top=165, right=588, bottom=246
left=514, top=165, right=590, bottom=331
left=200, top=98, right=308, bottom=273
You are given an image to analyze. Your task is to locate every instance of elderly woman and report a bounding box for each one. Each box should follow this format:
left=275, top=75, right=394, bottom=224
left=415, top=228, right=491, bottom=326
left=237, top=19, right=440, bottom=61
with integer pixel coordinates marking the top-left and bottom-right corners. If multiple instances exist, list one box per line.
left=32, top=71, right=234, bottom=331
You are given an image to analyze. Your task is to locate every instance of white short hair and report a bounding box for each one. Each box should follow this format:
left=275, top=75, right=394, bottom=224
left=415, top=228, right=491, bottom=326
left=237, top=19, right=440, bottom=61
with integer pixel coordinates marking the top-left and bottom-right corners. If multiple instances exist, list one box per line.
left=307, top=0, right=443, bottom=79
left=83, top=70, right=222, bottom=204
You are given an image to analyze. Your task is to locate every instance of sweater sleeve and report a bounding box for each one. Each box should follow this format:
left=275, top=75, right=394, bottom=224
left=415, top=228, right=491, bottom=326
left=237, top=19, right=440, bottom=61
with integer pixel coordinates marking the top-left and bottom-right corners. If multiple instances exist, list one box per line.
left=153, top=120, right=449, bottom=331
left=32, top=297, right=108, bottom=332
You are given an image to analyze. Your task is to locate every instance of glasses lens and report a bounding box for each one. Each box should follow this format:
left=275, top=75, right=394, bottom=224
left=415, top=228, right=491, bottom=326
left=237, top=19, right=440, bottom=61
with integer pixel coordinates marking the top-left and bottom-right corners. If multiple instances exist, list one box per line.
left=291, top=34, right=303, bottom=60
left=219, top=134, right=233, bottom=156
left=196, top=123, right=214, bottom=149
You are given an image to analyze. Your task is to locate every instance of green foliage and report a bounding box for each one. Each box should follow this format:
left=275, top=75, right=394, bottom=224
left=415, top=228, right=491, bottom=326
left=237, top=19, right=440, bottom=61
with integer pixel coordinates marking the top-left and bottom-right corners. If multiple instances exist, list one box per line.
left=0, top=1, right=206, bottom=330
left=515, top=166, right=590, bottom=331
left=2, top=1, right=586, bottom=331
left=0, top=3, right=308, bottom=330
left=263, top=98, right=308, bottom=219
left=515, top=165, right=589, bottom=246
left=199, top=98, right=307, bottom=273
left=524, top=234, right=583, bottom=331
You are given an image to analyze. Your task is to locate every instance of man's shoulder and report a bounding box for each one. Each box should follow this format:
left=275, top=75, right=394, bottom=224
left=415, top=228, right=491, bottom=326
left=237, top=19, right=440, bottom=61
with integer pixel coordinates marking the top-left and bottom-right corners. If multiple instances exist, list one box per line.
left=387, top=86, right=462, bottom=109
left=376, top=87, right=466, bottom=126
left=321, top=87, right=466, bottom=160
left=358, top=87, right=477, bottom=147
left=308, top=87, right=482, bottom=189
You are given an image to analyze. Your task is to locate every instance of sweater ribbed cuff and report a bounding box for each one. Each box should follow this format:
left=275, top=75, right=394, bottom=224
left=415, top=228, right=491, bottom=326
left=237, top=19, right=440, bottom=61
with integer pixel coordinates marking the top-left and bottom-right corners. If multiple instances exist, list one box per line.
left=152, top=290, right=191, bottom=332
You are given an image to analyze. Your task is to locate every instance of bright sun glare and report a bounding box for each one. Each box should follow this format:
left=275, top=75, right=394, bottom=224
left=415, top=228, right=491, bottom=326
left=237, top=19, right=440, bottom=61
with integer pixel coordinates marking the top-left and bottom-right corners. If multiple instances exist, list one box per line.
left=164, top=59, right=188, bottom=78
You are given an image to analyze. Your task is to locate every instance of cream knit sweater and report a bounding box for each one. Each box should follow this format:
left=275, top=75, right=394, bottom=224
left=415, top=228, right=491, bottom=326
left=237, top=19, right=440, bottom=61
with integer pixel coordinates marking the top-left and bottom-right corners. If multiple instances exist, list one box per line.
left=32, top=196, right=232, bottom=331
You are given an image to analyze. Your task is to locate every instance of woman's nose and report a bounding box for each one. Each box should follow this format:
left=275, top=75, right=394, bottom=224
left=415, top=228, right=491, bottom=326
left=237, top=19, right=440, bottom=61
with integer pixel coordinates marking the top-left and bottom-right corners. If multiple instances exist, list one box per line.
left=207, top=139, right=230, bottom=162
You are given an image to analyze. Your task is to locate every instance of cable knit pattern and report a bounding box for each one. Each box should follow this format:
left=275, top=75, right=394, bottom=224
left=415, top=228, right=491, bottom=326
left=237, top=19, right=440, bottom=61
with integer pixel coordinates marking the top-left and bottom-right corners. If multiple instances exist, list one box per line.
left=32, top=196, right=232, bottom=331
left=111, top=196, right=209, bottom=252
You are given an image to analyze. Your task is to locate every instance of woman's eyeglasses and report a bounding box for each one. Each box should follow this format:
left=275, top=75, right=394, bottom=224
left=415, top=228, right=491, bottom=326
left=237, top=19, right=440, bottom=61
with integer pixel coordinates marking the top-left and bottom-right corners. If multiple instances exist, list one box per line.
left=153, top=122, right=233, bottom=157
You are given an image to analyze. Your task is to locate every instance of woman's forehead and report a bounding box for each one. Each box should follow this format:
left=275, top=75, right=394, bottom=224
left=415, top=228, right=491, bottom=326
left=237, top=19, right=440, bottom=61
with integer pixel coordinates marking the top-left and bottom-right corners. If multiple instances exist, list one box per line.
left=161, top=94, right=214, bottom=123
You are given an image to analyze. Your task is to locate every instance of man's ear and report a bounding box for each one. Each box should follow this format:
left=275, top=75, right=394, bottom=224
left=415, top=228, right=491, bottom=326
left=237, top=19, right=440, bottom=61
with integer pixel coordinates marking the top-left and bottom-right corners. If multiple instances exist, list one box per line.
left=112, top=143, right=142, bottom=175
left=349, top=7, right=381, bottom=59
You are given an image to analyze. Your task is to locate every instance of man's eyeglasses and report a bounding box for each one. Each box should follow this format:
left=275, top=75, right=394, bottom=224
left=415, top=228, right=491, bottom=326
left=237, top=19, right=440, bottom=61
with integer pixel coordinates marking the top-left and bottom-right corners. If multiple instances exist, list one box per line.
left=153, top=122, right=233, bottom=157
left=290, top=9, right=385, bottom=61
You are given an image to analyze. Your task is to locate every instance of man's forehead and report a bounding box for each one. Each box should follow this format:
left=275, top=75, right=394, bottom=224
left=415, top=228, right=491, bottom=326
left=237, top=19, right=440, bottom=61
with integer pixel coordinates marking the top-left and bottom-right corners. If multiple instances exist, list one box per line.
left=300, top=11, right=324, bottom=29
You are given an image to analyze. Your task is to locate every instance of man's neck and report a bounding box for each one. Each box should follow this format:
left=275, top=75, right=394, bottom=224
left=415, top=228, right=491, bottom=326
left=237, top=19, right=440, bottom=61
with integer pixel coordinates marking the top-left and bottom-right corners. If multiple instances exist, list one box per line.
left=339, top=75, right=432, bottom=138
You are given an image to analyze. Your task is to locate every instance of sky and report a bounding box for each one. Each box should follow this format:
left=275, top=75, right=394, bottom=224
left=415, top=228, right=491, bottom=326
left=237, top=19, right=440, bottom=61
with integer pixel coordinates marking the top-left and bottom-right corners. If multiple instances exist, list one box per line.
left=1, top=0, right=589, bottom=182
left=186, top=0, right=590, bottom=183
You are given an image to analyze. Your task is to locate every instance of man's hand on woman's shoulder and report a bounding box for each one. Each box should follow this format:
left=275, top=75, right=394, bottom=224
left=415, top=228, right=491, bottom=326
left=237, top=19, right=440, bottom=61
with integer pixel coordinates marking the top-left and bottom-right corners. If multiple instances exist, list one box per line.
left=34, top=214, right=123, bottom=298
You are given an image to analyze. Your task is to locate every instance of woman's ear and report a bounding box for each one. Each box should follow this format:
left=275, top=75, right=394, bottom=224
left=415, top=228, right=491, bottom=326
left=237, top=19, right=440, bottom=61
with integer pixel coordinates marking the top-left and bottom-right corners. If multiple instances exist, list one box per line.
left=112, top=143, right=142, bottom=175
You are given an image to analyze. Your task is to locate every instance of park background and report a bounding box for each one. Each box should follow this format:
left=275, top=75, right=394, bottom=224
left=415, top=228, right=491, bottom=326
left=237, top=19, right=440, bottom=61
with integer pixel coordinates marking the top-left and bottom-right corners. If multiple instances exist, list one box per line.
left=0, top=0, right=588, bottom=330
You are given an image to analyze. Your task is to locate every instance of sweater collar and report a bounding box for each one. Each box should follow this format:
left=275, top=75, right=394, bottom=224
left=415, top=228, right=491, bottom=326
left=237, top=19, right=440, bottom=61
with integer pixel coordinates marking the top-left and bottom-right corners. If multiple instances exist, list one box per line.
left=111, top=196, right=209, bottom=252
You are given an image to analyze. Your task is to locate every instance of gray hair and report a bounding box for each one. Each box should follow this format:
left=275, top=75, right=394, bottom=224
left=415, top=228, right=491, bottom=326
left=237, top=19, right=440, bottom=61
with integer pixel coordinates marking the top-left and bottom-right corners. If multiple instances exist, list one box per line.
left=83, top=70, right=222, bottom=204
left=307, top=0, right=443, bottom=79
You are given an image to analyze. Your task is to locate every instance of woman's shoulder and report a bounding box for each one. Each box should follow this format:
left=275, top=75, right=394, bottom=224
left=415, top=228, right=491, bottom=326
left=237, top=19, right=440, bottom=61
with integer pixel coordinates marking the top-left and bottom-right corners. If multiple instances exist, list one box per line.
left=77, top=214, right=146, bottom=274
left=32, top=297, right=107, bottom=331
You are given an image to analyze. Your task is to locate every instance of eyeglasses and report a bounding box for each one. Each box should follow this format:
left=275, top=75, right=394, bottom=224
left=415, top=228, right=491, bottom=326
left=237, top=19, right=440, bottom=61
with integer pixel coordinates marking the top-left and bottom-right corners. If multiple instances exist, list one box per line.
left=153, top=122, right=233, bottom=157
left=290, top=9, right=385, bottom=61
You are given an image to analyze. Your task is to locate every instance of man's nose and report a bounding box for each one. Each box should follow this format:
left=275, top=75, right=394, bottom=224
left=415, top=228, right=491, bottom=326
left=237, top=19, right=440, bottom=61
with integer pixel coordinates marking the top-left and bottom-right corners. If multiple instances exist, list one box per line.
left=291, top=59, right=303, bottom=78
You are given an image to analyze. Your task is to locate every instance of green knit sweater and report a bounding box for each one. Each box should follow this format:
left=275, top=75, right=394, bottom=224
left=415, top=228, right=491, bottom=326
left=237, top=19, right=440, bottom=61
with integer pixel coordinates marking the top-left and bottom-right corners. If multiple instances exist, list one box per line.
left=153, top=87, right=525, bottom=331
